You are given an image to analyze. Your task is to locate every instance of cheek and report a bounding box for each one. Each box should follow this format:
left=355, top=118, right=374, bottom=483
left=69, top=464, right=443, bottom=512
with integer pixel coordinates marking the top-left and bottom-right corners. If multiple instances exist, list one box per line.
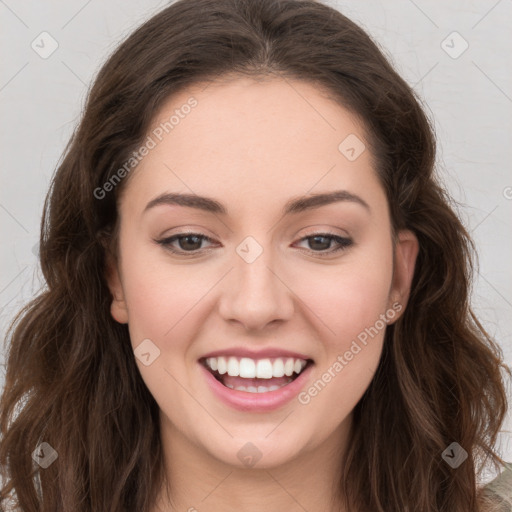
left=295, top=259, right=392, bottom=418
left=117, top=236, right=204, bottom=349
left=119, top=251, right=207, bottom=412
left=295, top=242, right=393, bottom=413
left=296, top=247, right=393, bottom=346
left=123, top=272, right=207, bottom=354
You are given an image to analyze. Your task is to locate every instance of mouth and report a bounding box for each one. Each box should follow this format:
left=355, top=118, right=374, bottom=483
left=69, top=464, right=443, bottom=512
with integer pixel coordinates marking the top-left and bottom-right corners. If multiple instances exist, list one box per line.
left=200, top=355, right=314, bottom=393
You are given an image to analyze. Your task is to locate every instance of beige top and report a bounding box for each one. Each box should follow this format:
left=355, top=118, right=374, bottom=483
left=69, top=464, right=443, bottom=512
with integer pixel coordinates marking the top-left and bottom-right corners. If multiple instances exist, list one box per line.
left=483, top=463, right=512, bottom=511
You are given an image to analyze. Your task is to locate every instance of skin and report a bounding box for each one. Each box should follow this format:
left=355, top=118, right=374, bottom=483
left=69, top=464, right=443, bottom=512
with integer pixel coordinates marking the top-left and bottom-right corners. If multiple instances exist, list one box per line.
left=106, top=76, right=419, bottom=512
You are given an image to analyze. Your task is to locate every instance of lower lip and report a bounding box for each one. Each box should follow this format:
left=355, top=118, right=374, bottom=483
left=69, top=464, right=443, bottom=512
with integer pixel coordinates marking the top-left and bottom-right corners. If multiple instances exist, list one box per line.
left=200, top=362, right=314, bottom=412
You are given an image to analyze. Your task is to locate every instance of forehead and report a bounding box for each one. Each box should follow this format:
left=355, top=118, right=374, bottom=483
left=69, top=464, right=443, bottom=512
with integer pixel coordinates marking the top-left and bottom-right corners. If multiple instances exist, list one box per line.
left=119, top=76, right=385, bottom=218
left=148, top=75, right=367, bottom=160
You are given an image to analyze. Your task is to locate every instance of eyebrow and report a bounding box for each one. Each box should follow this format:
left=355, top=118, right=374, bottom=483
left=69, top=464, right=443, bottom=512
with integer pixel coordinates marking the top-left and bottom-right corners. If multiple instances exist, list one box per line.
left=143, top=190, right=370, bottom=216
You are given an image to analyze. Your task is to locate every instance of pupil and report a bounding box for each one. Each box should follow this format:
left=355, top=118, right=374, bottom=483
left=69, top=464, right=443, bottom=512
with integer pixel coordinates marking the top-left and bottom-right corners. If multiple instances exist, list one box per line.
left=180, top=235, right=202, bottom=251
left=310, top=235, right=330, bottom=251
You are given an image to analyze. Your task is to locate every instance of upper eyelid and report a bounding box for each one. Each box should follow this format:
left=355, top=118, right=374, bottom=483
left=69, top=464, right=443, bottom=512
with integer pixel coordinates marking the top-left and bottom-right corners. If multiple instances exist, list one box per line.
left=157, top=231, right=352, bottom=251
left=158, top=230, right=350, bottom=242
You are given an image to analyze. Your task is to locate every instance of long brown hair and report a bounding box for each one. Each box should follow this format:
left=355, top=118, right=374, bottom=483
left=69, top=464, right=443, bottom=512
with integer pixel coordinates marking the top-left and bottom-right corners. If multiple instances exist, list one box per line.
left=1, top=0, right=509, bottom=510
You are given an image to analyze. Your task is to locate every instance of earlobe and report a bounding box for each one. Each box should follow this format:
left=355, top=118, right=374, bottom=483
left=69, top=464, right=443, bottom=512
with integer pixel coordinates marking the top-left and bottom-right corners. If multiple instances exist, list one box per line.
left=105, top=254, right=129, bottom=324
left=388, top=229, right=419, bottom=321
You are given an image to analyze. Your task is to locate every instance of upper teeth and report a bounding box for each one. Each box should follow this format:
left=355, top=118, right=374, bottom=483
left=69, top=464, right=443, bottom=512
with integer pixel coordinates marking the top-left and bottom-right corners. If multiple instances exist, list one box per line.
left=205, top=356, right=308, bottom=379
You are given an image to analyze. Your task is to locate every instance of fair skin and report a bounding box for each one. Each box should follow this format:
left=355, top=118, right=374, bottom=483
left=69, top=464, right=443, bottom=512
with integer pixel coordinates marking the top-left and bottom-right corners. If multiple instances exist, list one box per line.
left=106, top=76, right=418, bottom=512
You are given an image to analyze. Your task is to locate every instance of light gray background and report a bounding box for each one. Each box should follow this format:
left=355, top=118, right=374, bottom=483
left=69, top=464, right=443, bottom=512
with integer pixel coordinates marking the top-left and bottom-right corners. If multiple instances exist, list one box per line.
left=1, top=0, right=511, bottom=472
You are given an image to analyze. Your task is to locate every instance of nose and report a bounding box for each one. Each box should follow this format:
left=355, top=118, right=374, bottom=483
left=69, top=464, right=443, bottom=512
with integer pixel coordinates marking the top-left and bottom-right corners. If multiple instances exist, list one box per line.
left=217, top=243, right=295, bottom=331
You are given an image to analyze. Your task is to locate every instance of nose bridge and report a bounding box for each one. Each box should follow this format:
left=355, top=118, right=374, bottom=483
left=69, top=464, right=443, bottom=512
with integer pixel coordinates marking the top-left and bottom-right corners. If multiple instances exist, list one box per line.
left=217, top=235, right=294, bottom=329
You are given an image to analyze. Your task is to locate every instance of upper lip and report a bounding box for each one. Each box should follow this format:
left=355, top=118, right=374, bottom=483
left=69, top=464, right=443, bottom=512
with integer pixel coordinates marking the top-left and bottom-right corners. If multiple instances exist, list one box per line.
left=200, top=347, right=313, bottom=361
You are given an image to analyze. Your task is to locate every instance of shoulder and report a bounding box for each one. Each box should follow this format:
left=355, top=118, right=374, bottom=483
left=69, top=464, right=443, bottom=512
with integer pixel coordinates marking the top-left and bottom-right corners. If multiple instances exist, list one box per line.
left=481, top=463, right=512, bottom=512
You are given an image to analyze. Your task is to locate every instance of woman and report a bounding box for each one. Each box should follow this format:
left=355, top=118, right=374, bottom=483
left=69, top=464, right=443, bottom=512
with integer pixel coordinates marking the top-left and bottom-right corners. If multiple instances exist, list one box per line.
left=1, top=0, right=510, bottom=510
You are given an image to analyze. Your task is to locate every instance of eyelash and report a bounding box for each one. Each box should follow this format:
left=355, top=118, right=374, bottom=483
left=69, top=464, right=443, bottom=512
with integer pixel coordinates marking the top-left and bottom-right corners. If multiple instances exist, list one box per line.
left=155, top=231, right=353, bottom=257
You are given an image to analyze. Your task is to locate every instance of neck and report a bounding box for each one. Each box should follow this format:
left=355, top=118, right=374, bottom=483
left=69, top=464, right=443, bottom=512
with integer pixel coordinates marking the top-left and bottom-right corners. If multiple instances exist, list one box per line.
left=153, top=413, right=352, bottom=512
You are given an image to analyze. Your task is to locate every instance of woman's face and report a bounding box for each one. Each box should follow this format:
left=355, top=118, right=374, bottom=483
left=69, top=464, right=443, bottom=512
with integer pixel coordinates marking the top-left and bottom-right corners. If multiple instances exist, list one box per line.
left=106, top=76, right=418, bottom=469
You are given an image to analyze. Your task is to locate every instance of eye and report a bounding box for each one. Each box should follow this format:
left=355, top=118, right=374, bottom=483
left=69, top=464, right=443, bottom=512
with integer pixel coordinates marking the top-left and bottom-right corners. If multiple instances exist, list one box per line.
left=294, top=232, right=353, bottom=256
left=155, top=232, right=217, bottom=254
left=155, top=231, right=353, bottom=257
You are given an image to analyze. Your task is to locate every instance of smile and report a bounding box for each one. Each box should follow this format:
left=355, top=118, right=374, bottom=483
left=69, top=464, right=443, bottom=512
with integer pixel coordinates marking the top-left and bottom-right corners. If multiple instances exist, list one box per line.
left=199, top=353, right=314, bottom=411
left=202, top=356, right=311, bottom=392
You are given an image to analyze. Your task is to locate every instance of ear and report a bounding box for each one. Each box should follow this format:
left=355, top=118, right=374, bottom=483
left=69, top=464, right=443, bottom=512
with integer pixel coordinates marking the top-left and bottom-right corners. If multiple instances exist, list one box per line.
left=387, top=229, right=419, bottom=323
left=105, top=253, right=129, bottom=324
